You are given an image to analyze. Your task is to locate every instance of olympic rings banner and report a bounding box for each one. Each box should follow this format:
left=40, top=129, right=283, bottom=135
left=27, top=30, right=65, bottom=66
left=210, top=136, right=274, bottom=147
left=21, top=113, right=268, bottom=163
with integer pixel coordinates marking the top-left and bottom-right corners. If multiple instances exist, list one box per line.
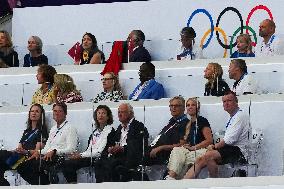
left=13, top=0, right=284, bottom=59
left=187, top=5, right=275, bottom=58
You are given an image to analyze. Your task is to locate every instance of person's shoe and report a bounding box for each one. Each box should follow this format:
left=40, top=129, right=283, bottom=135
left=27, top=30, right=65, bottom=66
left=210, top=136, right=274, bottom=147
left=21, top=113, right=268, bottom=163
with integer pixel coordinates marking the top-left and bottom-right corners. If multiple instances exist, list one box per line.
left=164, top=175, right=175, bottom=180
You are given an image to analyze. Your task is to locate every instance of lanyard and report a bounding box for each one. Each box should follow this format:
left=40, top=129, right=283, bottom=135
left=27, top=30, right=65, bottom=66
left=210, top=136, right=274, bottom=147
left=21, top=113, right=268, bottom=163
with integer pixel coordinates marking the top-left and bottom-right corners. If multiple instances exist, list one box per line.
left=23, top=129, right=38, bottom=143
left=261, top=35, right=275, bottom=52
left=226, top=109, right=241, bottom=129
left=53, top=121, right=68, bottom=139
left=233, top=73, right=247, bottom=90
left=160, top=114, right=187, bottom=135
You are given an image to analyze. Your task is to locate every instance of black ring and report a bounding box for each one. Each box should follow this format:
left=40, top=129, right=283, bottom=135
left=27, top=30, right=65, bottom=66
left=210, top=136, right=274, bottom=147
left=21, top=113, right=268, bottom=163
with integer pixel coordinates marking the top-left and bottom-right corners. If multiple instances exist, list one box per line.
left=215, top=7, right=244, bottom=49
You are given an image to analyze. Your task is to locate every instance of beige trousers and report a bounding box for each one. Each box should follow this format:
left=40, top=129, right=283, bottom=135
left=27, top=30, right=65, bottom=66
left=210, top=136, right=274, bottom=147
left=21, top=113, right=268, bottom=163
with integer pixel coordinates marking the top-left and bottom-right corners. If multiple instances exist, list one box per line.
left=167, top=147, right=207, bottom=179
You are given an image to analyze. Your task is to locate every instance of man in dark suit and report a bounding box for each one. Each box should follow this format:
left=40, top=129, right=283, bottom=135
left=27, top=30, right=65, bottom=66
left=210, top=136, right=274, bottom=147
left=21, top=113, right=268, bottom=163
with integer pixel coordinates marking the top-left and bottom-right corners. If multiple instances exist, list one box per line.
left=148, top=96, right=189, bottom=165
left=127, top=30, right=151, bottom=63
left=103, top=103, right=149, bottom=182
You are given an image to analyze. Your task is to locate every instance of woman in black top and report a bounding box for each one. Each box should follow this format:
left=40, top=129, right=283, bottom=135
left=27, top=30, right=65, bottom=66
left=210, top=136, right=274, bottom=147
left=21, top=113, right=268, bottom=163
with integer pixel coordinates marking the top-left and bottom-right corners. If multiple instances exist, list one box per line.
left=0, top=30, right=19, bottom=67
left=0, top=104, right=48, bottom=186
left=166, top=97, right=213, bottom=180
left=23, top=36, right=48, bottom=67
left=204, top=62, right=230, bottom=96
left=76, top=33, right=105, bottom=65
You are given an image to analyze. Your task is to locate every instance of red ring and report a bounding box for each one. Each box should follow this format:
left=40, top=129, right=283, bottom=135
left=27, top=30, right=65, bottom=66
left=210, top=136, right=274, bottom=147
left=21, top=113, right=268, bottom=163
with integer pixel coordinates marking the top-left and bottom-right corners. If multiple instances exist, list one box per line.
left=245, top=5, right=273, bottom=35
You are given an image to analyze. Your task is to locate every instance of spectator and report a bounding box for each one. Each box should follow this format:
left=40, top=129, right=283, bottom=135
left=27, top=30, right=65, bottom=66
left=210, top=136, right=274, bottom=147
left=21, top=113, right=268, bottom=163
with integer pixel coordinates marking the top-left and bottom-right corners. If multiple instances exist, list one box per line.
left=76, top=33, right=105, bottom=65
left=32, top=64, right=57, bottom=104
left=230, top=34, right=255, bottom=58
left=0, top=30, right=19, bottom=67
left=127, top=30, right=151, bottom=63
left=62, top=105, right=115, bottom=183
left=23, top=36, right=48, bottom=67
left=184, top=91, right=251, bottom=179
left=204, top=62, right=230, bottom=96
left=102, top=103, right=149, bottom=182
left=0, top=104, right=48, bottom=186
left=165, top=98, right=213, bottom=180
left=129, top=62, right=164, bottom=100
left=148, top=96, right=189, bottom=165
left=255, top=19, right=283, bottom=57
left=54, top=74, right=83, bottom=103
left=93, top=72, right=123, bottom=103
left=17, top=102, right=78, bottom=185
left=229, top=59, right=257, bottom=95
left=177, top=27, right=203, bottom=60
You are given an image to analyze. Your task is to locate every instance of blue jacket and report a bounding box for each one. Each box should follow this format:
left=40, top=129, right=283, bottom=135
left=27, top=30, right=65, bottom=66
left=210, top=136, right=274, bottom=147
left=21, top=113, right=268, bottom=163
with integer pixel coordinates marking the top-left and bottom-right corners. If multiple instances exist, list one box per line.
left=129, top=79, right=165, bottom=100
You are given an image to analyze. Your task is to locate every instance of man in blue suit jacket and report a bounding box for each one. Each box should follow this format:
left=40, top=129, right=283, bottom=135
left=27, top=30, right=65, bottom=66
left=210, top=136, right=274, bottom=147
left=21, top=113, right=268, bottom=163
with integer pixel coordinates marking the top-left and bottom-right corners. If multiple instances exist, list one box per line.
left=129, top=62, right=165, bottom=100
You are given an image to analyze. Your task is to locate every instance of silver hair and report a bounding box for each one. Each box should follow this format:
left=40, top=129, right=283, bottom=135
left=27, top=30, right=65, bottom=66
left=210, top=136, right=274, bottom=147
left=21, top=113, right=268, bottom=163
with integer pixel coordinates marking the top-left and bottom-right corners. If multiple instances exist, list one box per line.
left=120, top=103, right=134, bottom=117
left=30, top=36, right=43, bottom=54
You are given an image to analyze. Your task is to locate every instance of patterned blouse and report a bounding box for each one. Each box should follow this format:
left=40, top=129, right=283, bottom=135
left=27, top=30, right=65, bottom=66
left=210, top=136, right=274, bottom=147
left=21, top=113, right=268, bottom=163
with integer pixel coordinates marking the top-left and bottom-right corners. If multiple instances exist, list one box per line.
left=93, top=90, right=123, bottom=103
left=57, top=91, right=83, bottom=103
left=32, top=85, right=56, bottom=105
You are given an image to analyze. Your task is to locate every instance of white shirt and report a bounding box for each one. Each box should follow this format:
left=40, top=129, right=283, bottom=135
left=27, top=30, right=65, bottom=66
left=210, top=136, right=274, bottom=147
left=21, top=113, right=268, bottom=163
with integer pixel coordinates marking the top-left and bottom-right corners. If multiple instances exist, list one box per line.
left=41, top=120, right=78, bottom=155
left=176, top=42, right=203, bottom=60
left=255, top=35, right=283, bottom=57
left=231, top=74, right=257, bottom=95
left=81, top=125, right=113, bottom=158
left=119, top=118, right=134, bottom=146
left=223, top=110, right=251, bottom=158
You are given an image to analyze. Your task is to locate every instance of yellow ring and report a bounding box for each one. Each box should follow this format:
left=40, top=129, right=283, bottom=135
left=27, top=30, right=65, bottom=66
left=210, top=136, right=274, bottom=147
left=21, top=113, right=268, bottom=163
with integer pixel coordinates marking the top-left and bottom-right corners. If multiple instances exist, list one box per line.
left=200, top=27, right=228, bottom=58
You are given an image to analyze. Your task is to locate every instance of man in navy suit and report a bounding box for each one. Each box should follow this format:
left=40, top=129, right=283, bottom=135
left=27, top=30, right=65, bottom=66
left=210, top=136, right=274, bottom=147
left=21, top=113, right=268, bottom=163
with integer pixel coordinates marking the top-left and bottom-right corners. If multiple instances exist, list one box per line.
left=129, top=62, right=165, bottom=100
left=103, top=103, right=149, bottom=182
left=127, top=30, right=151, bottom=63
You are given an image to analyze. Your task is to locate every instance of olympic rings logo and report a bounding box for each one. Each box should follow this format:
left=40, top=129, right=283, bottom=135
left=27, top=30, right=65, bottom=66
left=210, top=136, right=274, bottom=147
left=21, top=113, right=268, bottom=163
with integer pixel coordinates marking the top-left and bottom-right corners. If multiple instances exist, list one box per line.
left=187, top=5, right=274, bottom=57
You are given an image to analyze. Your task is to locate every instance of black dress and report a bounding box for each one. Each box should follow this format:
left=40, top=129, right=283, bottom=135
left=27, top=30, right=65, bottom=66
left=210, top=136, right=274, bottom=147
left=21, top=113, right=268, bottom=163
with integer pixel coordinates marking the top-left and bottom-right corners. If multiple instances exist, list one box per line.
left=204, top=79, right=230, bottom=97
left=23, top=54, right=48, bottom=67
left=0, top=50, right=19, bottom=67
left=0, top=128, right=47, bottom=186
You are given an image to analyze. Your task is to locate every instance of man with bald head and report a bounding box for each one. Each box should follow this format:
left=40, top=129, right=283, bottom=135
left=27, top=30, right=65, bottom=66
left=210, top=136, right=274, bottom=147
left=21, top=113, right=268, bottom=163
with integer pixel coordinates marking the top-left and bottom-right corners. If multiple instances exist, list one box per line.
left=256, top=19, right=283, bottom=57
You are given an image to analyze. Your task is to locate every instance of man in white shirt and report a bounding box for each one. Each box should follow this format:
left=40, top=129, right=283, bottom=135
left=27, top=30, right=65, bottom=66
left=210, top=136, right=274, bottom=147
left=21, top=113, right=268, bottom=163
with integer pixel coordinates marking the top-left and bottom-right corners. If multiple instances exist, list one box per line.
left=255, top=19, right=283, bottom=57
left=18, top=103, right=78, bottom=185
left=229, top=59, right=257, bottom=95
left=184, top=91, right=251, bottom=179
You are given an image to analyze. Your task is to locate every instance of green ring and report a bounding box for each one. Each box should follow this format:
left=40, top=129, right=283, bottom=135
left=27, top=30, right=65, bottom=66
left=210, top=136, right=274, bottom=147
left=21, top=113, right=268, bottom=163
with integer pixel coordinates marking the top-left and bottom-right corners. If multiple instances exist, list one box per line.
left=229, top=25, right=257, bottom=56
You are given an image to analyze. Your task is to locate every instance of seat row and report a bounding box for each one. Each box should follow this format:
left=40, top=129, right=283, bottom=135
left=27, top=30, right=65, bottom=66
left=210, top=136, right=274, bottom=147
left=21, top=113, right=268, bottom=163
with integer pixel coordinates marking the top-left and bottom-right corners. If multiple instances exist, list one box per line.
left=0, top=93, right=283, bottom=177
left=1, top=57, right=284, bottom=106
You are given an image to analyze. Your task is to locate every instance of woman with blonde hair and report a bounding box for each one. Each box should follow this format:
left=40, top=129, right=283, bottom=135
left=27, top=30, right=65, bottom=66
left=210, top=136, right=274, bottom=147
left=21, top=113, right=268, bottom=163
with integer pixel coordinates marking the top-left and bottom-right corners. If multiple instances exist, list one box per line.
left=54, top=74, right=83, bottom=103
left=204, top=62, right=230, bottom=96
left=165, top=97, right=213, bottom=180
left=230, top=34, right=255, bottom=58
left=93, top=72, right=123, bottom=103
left=0, top=30, right=19, bottom=67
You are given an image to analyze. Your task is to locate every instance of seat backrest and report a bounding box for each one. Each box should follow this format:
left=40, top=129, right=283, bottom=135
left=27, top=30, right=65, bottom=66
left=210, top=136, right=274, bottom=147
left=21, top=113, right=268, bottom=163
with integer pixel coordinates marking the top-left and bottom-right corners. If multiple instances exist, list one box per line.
left=213, top=128, right=264, bottom=165
left=248, top=128, right=264, bottom=164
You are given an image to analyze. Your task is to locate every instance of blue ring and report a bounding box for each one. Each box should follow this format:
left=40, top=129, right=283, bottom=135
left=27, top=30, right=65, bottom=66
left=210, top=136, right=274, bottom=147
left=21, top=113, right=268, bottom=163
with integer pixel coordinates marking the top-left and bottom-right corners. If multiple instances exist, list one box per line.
left=187, top=9, right=214, bottom=49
